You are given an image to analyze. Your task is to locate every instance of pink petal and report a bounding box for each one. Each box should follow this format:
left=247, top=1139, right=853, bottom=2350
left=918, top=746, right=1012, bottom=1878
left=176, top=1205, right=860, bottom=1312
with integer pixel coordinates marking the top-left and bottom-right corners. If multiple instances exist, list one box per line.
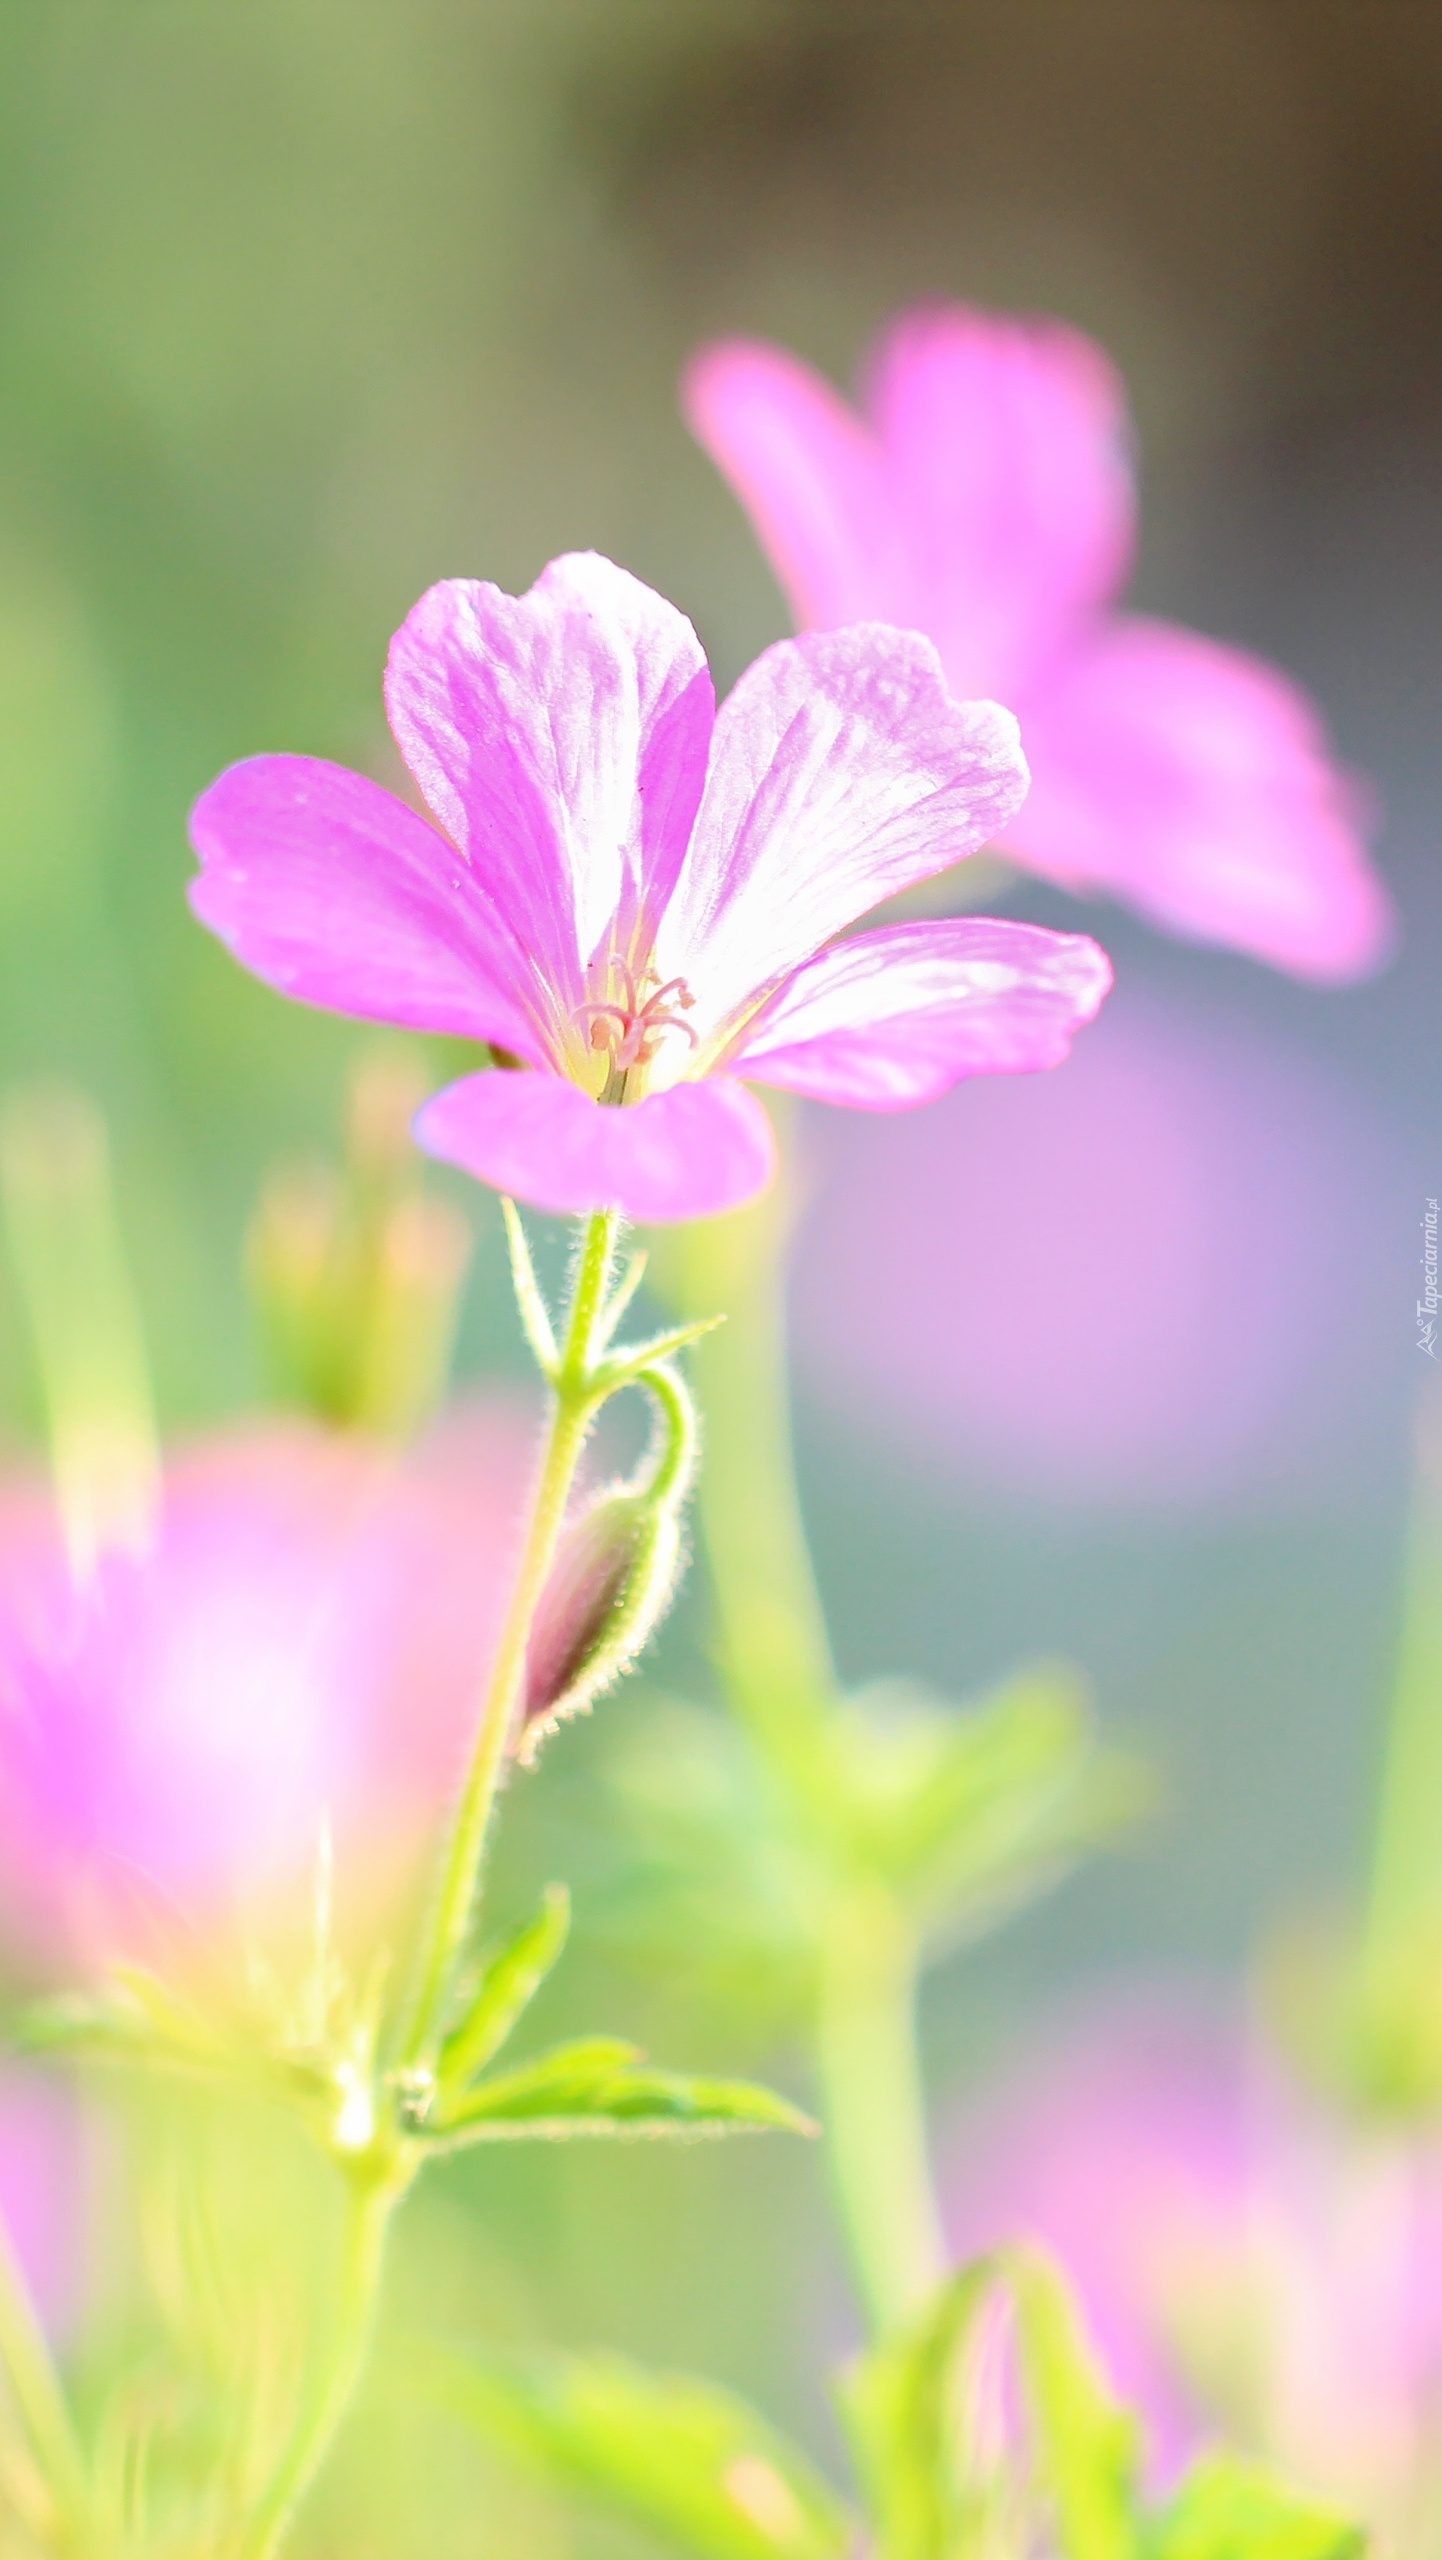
left=657, top=626, right=1030, bottom=1043
left=865, top=305, right=1135, bottom=700
left=1011, top=617, right=1396, bottom=981
left=384, top=553, right=715, bottom=1009
left=684, top=308, right=1134, bottom=702
left=735, top=917, right=1112, bottom=1107
left=415, top=1070, right=776, bottom=1223
left=189, top=755, right=546, bottom=1054
left=683, top=339, right=901, bottom=633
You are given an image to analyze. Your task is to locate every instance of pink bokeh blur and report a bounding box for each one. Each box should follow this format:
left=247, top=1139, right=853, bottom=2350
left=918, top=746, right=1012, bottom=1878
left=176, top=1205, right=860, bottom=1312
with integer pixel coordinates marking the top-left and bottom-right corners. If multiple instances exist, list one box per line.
left=793, top=981, right=1399, bottom=1507
left=0, top=1404, right=530, bottom=1972
left=944, top=1998, right=1442, bottom=2541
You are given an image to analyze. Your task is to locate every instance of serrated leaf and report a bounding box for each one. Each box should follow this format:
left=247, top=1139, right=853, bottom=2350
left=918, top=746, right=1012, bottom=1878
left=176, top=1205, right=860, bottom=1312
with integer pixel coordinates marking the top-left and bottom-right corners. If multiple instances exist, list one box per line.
left=425, top=2038, right=815, bottom=2145
left=841, top=2256, right=1001, bottom=2560
left=437, top=1883, right=571, bottom=2093
left=431, top=2349, right=856, bottom=2560
left=1146, top=2453, right=1365, bottom=2560
left=1009, top=2247, right=1141, bottom=2560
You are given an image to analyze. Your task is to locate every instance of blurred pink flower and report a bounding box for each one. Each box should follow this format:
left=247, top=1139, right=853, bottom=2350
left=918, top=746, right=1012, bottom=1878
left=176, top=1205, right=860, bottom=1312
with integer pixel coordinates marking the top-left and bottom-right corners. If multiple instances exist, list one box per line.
left=0, top=1408, right=528, bottom=1970
left=190, top=551, right=1112, bottom=1223
left=684, top=308, right=1394, bottom=981
left=945, top=2001, right=1442, bottom=2542
left=793, top=983, right=1399, bottom=1507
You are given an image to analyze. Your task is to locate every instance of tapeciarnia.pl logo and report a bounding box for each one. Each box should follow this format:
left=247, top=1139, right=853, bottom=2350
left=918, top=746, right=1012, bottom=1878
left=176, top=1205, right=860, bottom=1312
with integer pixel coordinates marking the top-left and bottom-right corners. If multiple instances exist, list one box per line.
left=1419, top=1196, right=1439, bottom=1360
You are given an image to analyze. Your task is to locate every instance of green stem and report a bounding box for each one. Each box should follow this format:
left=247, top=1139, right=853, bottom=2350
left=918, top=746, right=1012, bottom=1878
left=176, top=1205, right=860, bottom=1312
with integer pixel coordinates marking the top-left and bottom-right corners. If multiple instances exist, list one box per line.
left=672, top=1184, right=834, bottom=1784
left=0, top=2206, right=90, bottom=2549
left=633, top=1360, right=697, bottom=1510
left=668, top=1173, right=945, bottom=2331
left=816, top=1880, right=947, bottom=2333
left=1367, top=1376, right=1442, bottom=1955
left=237, top=2169, right=396, bottom=2560
left=400, top=1209, right=618, bottom=2068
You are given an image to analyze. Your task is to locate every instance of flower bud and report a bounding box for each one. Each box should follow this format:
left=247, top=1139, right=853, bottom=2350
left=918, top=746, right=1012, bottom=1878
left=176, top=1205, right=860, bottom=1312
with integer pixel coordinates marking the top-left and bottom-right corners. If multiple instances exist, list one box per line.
left=247, top=1041, right=469, bottom=1437
left=0, top=1082, right=160, bottom=1578
left=520, top=1485, right=685, bottom=1760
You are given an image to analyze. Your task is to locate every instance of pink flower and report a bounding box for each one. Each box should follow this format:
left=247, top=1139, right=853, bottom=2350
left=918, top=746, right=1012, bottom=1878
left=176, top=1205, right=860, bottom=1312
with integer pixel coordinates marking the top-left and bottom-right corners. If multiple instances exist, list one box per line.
left=945, top=2001, right=1442, bottom=2542
left=189, top=552, right=1113, bottom=1222
left=0, top=1409, right=527, bottom=1970
left=684, top=309, right=1394, bottom=982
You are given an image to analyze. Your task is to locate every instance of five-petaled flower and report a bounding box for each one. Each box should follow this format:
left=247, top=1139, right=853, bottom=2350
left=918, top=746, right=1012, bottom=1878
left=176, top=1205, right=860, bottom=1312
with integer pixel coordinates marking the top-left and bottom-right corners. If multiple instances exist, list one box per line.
left=189, top=553, right=1112, bottom=1222
left=684, top=307, right=1394, bottom=983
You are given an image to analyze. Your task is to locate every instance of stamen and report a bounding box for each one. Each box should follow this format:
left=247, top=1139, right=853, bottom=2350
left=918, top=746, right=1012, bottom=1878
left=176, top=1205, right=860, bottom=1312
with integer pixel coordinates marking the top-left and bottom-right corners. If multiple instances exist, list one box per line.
left=573, top=966, right=701, bottom=1094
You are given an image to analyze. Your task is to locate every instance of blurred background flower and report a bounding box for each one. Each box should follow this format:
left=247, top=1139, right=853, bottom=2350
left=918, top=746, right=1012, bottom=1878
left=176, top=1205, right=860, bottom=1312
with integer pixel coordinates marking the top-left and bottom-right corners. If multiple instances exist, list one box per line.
left=944, top=1996, right=1442, bottom=2556
left=0, top=1407, right=529, bottom=1975
left=685, top=305, right=1392, bottom=979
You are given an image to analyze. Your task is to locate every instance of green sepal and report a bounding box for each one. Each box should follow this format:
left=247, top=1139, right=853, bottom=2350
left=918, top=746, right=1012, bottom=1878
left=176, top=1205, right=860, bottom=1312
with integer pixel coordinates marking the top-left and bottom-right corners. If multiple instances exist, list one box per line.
left=422, top=2036, right=815, bottom=2145
left=500, top=1196, right=558, bottom=1378
left=590, top=1311, right=724, bottom=1396
left=1144, top=2453, right=1365, bottom=2560
left=429, top=2348, right=857, bottom=2560
left=1009, top=2246, right=1142, bottom=2560
left=840, top=2255, right=1001, bottom=2560
left=436, top=1883, right=570, bottom=2094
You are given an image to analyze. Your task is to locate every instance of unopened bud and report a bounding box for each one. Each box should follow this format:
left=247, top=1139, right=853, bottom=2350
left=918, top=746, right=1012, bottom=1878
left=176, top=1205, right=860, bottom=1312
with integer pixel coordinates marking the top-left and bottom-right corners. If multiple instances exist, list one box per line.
left=520, top=1487, right=684, bottom=1760
left=521, top=1366, right=697, bottom=1761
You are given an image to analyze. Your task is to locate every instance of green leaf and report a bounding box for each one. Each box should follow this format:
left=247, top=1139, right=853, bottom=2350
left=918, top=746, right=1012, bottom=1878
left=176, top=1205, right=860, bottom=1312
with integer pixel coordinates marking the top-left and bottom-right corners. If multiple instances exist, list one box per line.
left=841, top=2256, right=1002, bottom=2560
left=431, top=2349, right=856, bottom=2560
left=424, top=2038, right=815, bottom=2144
left=597, top=1701, right=821, bottom=2033
left=835, top=1671, right=1150, bottom=1945
left=437, top=1883, right=571, bottom=2092
left=1009, top=2247, right=1141, bottom=2560
left=1146, top=2453, right=1365, bottom=2560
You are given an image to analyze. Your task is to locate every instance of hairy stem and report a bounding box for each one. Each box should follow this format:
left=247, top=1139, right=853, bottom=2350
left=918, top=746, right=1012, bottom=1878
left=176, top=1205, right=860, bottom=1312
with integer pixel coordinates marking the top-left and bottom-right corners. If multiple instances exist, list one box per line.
left=669, top=1174, right=945, bottom=2330
left=400, top=1208, right=618, bottom=2069
left=237, top=2169, right=396, bottom=2560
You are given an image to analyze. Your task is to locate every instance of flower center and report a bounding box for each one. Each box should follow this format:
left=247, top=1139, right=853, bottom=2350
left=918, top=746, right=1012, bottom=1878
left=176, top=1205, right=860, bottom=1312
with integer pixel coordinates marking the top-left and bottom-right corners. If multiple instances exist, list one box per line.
left=575, top=960, right=698, bottom=1104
